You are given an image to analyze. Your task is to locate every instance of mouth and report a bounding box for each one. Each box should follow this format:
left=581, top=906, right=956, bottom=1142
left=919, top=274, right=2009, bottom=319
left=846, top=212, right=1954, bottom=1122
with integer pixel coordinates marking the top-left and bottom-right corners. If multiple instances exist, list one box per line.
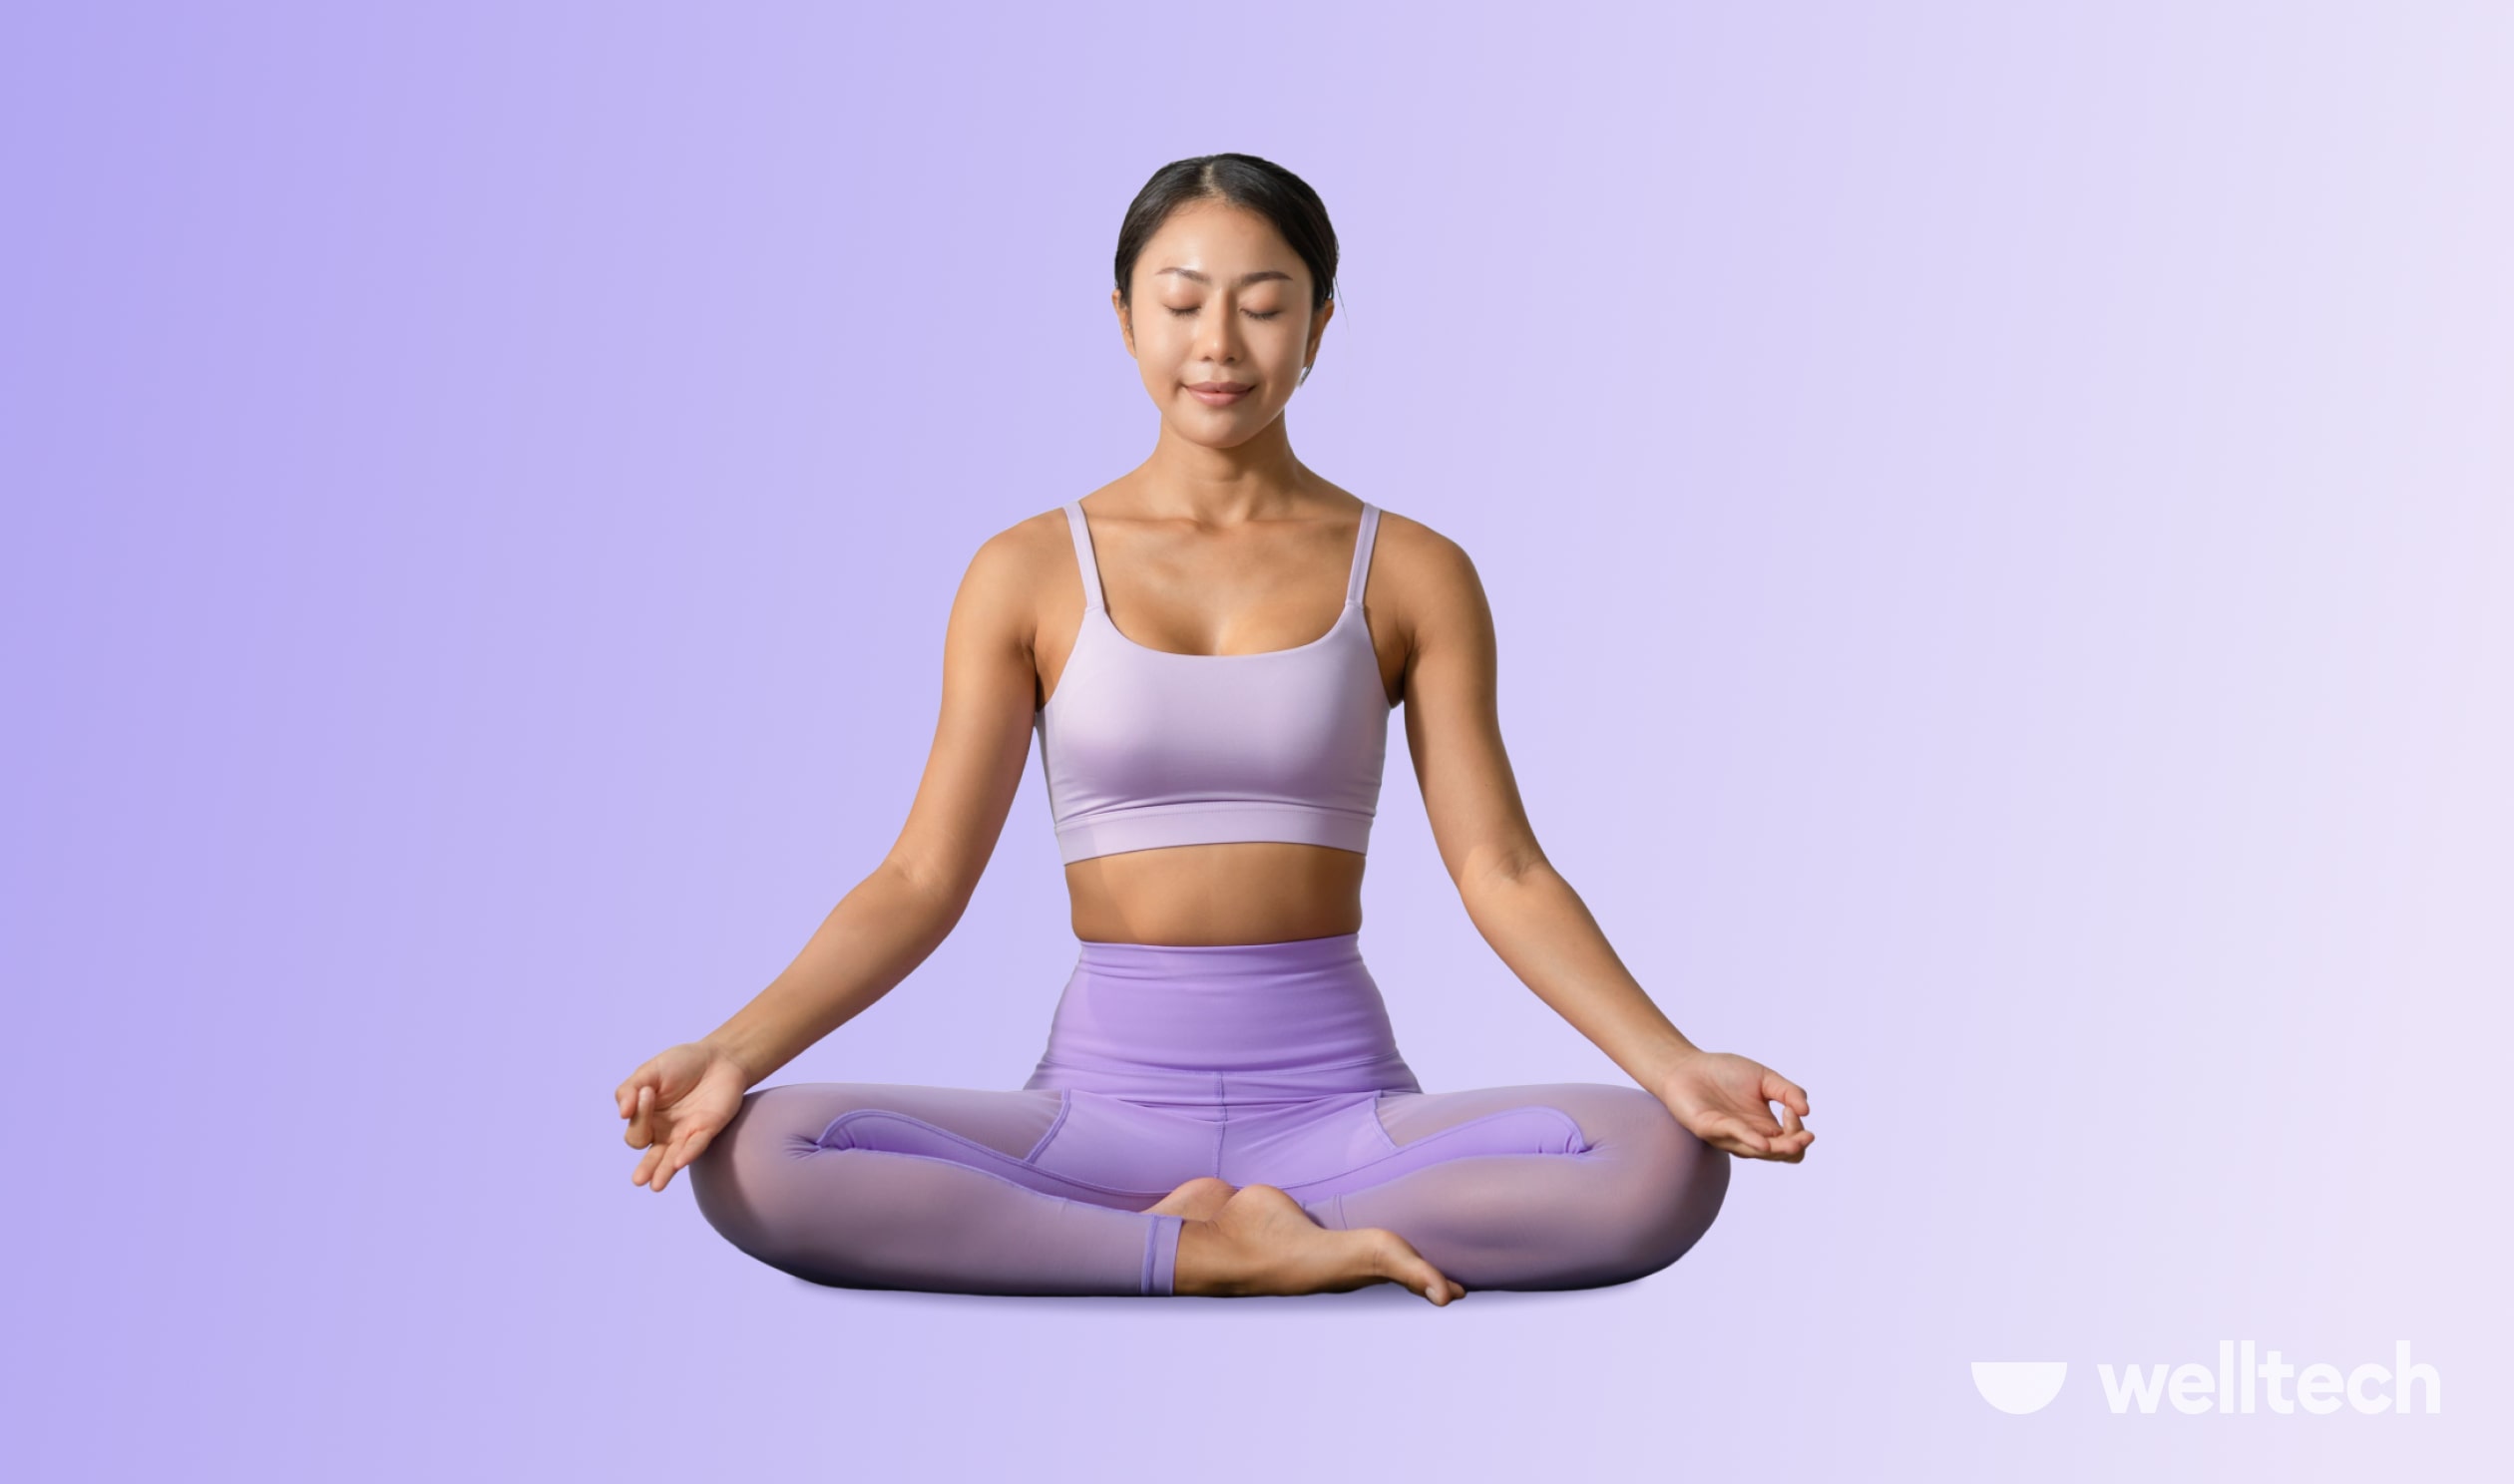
left=1186, top=381, right=1253, bottom=405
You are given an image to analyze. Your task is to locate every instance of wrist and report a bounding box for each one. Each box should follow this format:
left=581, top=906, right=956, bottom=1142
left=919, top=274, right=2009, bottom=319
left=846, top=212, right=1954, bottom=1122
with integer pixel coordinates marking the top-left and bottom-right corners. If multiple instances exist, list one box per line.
left=1637, top=1039, right=1707, bottom=1100
left=699, top=1031, right=770, bottom=1089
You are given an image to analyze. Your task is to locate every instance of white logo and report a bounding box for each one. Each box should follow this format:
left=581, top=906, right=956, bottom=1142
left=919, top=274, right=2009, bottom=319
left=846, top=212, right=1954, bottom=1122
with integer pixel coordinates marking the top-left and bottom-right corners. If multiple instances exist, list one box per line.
left=1972, top=1360, right=2068, bottom=1414
left=1974, top=1341, right=2442, bottom=1415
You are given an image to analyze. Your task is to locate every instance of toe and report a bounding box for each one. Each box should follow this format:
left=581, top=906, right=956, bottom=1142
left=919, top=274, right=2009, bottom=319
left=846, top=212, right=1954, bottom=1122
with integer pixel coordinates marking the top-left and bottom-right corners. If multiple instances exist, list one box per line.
left=1361, top=1229, right=1457, bottom=1304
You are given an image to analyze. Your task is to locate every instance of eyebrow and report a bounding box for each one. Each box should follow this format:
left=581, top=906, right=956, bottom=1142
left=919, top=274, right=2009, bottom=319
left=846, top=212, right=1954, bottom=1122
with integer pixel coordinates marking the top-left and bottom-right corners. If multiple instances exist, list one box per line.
left=1155, top=267, right=1294, bottom=286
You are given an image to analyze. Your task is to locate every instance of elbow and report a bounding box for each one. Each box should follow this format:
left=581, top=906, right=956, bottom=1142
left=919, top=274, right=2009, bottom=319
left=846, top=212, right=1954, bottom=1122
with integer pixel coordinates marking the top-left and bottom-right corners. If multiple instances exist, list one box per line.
left=1456, top=843, right=1551, bottom=903
left=876, top=852, right=975, bottom=931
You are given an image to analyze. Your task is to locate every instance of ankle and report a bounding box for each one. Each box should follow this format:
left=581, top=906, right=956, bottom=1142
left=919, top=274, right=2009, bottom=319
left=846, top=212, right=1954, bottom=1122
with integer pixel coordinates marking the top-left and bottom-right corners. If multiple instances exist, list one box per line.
left=1172, top=1216, right=1236, bottom=1297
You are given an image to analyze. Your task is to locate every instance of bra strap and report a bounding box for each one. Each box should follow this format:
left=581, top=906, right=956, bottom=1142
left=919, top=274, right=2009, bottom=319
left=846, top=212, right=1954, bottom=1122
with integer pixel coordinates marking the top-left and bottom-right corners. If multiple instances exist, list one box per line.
left=1063, top=501, right=1106, bottom=612
left=1344, top=503, right=1381, bottom=606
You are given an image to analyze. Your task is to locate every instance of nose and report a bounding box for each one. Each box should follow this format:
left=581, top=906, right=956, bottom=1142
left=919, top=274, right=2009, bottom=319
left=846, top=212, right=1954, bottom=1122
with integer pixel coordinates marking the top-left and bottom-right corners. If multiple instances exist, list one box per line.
left=1193, top=301, right=1243, bottom=366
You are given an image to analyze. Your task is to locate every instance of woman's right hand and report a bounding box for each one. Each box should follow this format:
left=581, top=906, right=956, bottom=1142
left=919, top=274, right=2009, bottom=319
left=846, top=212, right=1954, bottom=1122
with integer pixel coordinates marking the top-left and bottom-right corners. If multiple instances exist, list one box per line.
left=615, top=1041, right=751, bottom=1193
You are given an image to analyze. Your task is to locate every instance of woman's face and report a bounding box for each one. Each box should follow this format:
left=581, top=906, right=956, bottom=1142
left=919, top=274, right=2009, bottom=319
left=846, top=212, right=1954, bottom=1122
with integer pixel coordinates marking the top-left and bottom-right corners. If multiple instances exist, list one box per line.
left=1116, top=199, right=1332, bottom=445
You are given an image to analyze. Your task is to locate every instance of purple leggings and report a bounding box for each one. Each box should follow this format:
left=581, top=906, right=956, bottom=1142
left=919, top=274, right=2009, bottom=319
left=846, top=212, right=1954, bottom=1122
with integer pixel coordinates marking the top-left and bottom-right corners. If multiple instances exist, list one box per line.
left=688, top=931, right=1730, bottom=1297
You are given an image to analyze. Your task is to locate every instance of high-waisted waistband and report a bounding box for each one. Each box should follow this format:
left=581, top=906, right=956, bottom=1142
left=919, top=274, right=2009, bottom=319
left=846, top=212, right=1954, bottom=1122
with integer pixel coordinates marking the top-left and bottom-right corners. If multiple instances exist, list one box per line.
left=1022, top=930, right=1422, bottom=1104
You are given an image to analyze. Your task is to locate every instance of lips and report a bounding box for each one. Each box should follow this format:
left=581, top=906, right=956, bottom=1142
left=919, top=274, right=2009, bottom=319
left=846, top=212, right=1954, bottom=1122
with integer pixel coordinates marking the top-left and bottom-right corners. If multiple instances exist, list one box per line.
left=1186, top=381, right=1254, bottom=408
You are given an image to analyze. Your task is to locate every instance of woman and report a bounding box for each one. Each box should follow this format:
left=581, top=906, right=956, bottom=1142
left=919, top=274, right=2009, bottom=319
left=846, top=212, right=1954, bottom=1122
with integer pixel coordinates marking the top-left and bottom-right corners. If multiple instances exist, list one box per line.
left=615, top=153, right=1814, bottom=1304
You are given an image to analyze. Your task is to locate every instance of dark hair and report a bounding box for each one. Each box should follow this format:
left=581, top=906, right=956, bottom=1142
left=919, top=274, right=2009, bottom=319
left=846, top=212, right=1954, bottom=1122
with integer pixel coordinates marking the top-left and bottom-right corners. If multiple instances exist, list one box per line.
left=1113, top=154, right=1340, bottom=319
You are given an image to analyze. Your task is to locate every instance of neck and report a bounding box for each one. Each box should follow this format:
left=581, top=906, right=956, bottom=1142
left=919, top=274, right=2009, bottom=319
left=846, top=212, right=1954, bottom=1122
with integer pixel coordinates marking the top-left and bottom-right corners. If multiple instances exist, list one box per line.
left=1134, top=418, right=1312, bottom=525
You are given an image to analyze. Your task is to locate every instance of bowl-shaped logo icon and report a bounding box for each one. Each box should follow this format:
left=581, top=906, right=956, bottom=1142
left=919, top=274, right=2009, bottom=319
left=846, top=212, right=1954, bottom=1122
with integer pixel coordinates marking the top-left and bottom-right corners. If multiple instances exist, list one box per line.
left=1971, top=1360, right=2068, bottom=1414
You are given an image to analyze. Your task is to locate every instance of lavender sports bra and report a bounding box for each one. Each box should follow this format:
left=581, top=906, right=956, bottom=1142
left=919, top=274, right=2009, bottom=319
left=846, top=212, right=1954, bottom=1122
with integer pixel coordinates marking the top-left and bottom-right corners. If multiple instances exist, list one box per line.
left=1035, top=500, right=1393, bottom=865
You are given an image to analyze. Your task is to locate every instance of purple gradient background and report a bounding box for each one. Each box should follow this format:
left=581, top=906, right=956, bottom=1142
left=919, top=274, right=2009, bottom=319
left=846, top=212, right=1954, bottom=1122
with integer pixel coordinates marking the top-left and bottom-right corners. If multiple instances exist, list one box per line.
left=5, top=3, right=2506, bottom=1480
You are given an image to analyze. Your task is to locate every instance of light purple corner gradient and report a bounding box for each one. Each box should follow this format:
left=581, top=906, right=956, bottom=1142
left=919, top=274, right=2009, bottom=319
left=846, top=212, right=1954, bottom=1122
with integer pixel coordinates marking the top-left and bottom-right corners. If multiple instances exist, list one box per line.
left=4, top=4, right=2507, bottom=1480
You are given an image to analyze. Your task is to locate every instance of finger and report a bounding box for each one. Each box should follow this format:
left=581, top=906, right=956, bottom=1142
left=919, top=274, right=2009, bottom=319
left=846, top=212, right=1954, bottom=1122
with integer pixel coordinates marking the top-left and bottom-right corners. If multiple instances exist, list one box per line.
left=1779, top=1104, right=1804, bottom=1138
left=628, top=1084, right=654, bottom=1147
left=1711, top=1116, right=1770, bottom=1156
left=617, top=1061, right=658, bottom=1119
left=651, top=1131, right=688, bottom=1193
left=656, top=1133, right=693, bottom=1193
left=679, top=1125, right=719, bottom=1169
left=1762, top=1069, right=1810, bottom=1118
left=1740, top=1116, right=1796, bottom=1157
left=632, top=1143, right=661, bottom=1187
left=1731, top=1089, right=1784, bottom=1137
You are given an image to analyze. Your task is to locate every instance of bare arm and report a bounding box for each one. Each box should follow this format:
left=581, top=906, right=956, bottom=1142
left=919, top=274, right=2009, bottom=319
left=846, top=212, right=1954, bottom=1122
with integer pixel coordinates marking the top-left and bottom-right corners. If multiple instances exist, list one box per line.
left=698, top=527, right=1046, bottom=1087
left=1396, top=514, right=1811, bottom=1160
left=1395, top=518, right=1705, bottom=1095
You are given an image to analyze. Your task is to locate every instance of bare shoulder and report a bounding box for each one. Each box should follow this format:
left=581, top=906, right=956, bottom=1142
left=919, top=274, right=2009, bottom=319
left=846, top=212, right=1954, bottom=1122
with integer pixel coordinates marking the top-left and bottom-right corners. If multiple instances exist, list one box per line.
left=955, top=505, right=1081, bottom=637
left=1368, top=506, right=1491, bottom=650
left=971, top=504, right=1077, bottom=583
left=1371, top=506, right=1478, bottom=583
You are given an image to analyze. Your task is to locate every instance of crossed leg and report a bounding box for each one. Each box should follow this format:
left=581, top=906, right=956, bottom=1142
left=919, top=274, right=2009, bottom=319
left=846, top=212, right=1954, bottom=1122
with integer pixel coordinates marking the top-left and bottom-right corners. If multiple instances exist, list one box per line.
left=1295, top=1082, right=1732, bottom=1292
left=686, top=1079, right=1730, bottom=1299
left=686, top=1082, right=1188, bottom=1297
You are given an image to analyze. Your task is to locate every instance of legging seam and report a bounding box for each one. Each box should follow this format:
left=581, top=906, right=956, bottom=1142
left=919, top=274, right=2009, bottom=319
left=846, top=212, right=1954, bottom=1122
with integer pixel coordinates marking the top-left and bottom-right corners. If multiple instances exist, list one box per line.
left=811, top=1108, right=1182, bottom=1201
left=1208, top=1070, right=1226, bottom=1179
left=1345, top=1104, right=1594, bottom=1179
left=810, top=1142, right=1179, bottom=1212
left=1023, top=1091, right=1073, bottom=1164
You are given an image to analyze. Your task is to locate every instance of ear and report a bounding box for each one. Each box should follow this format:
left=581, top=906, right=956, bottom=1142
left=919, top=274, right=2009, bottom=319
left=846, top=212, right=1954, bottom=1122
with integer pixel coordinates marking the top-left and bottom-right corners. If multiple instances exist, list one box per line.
left=1306, top=296, right=1335, bottom=362
left=1111, top=288, right=1134, bottom=357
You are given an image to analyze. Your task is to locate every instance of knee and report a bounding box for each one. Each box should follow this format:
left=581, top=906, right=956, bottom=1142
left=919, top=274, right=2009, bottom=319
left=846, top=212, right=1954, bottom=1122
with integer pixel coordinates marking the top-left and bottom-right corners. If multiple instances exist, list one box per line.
left=1650, top=1117, right=1733, bottom=1267
left=1595, top=1090, right=1733, bottom=1279
left=688, top=1084, right=935, bottom=1289
left=686, top=1085, right=819, bottom=1265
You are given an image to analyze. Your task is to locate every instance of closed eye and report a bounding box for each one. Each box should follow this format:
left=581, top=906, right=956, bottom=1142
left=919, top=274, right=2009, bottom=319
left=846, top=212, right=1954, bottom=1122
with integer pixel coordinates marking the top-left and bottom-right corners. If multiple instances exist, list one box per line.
left=1167, top=306, right=1283, bottom=320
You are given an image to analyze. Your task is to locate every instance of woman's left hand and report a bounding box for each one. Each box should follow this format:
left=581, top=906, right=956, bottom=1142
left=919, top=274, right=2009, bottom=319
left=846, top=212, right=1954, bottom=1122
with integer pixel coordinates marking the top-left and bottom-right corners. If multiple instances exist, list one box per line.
left=1654, top=1050, right=1814, bottom=1162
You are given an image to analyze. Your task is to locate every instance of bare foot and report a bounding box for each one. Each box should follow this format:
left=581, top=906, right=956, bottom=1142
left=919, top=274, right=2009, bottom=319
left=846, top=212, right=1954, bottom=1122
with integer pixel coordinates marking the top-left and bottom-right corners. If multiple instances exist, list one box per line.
left=1146, top=1176, right=1238, bottom=1222
left=1173, top=1183, right=1465, bottom=1305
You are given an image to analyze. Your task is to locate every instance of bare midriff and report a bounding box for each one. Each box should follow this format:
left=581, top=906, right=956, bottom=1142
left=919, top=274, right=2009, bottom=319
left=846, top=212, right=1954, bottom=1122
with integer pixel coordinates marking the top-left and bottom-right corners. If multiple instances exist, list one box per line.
left=1063, top=841, right=1367, bottom=946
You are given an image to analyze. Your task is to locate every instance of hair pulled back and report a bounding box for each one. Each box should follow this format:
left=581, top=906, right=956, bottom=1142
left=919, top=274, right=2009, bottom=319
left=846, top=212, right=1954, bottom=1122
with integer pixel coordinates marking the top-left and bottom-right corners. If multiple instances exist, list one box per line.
left=1113, top=154, right=1340, bottom=318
